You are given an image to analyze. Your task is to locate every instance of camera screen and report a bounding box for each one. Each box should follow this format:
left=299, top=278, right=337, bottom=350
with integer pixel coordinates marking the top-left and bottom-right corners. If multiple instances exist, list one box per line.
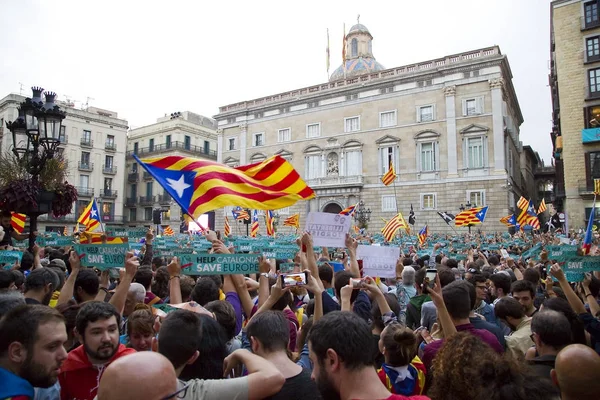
left=281, top=273, right=307, bottom=288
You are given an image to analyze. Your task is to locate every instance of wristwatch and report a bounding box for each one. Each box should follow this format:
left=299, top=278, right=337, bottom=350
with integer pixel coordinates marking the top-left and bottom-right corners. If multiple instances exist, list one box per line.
left=259, top=272, right=269, bottom=279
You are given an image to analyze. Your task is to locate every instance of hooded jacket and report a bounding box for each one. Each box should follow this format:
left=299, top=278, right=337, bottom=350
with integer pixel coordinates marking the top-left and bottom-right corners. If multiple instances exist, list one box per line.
left=0, top=366, right=34, bottom=400
left=58, top=344, right=135, bottom=400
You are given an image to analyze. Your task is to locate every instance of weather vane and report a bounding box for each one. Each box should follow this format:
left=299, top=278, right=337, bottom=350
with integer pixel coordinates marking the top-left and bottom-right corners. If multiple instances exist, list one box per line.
left=357, top=14, right=360, bottom=24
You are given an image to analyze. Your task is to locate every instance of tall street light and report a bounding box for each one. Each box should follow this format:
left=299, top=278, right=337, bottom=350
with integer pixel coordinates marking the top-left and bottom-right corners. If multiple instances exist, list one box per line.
left=354, top=200, right=371, bottom=230
left=5, top=87, right=65, bottom=250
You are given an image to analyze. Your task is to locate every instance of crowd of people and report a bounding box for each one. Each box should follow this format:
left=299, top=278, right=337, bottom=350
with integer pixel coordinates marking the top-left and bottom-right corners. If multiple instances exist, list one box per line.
left=1, top=223, right=600, bottom=400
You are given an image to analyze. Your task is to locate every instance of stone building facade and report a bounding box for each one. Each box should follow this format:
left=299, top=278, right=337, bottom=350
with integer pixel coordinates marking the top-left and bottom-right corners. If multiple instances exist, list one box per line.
left=551, top=0, right=600, bottom=229
left=214, top=24, right=533, bottom=235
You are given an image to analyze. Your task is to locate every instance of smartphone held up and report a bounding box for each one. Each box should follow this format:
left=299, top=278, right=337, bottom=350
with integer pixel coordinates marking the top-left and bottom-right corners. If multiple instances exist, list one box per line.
left=423, top=269, right=437, bottom=293
left=280, top=272, right=308, bottom=288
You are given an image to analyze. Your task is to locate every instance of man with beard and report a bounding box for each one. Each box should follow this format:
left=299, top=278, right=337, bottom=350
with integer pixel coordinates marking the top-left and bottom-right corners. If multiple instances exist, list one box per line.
left=58, top=302, right=135, bottom=400
left=0, top=305, right=68, bottom=400
left=23, top=269, right=60, bottom=306
left=308, top=311, right=430, bottom=400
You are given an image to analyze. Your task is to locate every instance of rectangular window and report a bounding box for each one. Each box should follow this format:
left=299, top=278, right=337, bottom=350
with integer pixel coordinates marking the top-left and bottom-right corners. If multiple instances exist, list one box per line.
left=466, top=137, right=484, bottom=169
left=104, top=178, right=112, bottom=191
left=585, top=1, right=600, bottom=28
left=130, top=183, right=137, bottom=198
left=466, top=99, right=477, bottom=115
left=585, top=105, right=600, bottom=128
left=227, top=137, right=236, bottom=150
left=81, top=152, right=90, bottom=165
left=102, top=202, right=113, bottom=218
left=253, top=133, right=264, bottom=147
left=105, top=155, right=113, bottom=168
left=145, top=207, right=153, bottom=221
left=132, top=163, right=138, bottom=173
left=149, top=138, right=155, bottom=151
left=305, top=155, right=321, bottom=179
left=381, top=195, right=397, bottom=212
left=418, top=105, right=434, bottom=122
left=106, top=134, right=114, bottom=146
left=133, top=142, right=139, bottom=154
left=184, top=135, right=191, bottom=150
left=463, top=97, right=484, bottom=116
left=587, top=36, right=600, bottom=62
left=345, top=151, right=362, bottom=176
left=146, top=182, right=153, bottom=197
left=129, top=208, right=137, bottom=222
left=278, top=128, right=291, bottom=143
left=420, top=142, right=436, bottom=171
left=379, top=146, right=397, bottom=175
left=421, top=193, right=436, bottom=210
left=79, top=175, right=89, bottom=188
left=204, top=140, right=210, bottom=154
left=379, top=111, right=397, bottom=128
left=82, top=130, right=91, bottom=142
left=589, top=68, right=600, bottom=97
left=344, top=116, right=360, bottom=132
left=468, top=190, right=485, bottom=207
left=306, top=123, right=320, bottom=138
left=166, top=135, right=172, bottom=148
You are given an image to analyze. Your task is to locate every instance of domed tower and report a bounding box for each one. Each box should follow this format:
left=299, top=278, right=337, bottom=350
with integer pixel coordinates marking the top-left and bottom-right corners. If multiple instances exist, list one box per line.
left=330, top=19, right=385, bottom=81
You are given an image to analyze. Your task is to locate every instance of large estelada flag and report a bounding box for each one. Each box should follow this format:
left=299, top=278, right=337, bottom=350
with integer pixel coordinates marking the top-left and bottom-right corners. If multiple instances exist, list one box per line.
left=455, top=206, right=488, bottom=227
left=517, top=200, right=540, bottom=230
left=133, top=155, right=315, bottom=220
left=11, top=212, right=26, bottom=234
left=77, top=199, right=102, bottom=232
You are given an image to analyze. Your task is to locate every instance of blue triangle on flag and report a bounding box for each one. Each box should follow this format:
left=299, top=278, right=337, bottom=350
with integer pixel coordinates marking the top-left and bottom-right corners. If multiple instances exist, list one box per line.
left=475, top=206, right=488, bottom=223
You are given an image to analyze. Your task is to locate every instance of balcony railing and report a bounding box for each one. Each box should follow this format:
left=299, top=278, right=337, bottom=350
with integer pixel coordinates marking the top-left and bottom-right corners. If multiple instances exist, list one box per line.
left=157, top=194, right=172, bottom=204
left=80, top=138, right=93, bottom=147
left=139, top=195, right=155, bottom=205
left=99, top=189, right=118, bottom=199
left=78, top=162, right=94, bottom=171
left=581, top=16, right=600, bottom=31
left=127, top=172, right=139, bottom=183
left=125, top=197, right=137, bottom=207
left=102, top=164, right=117, bottom=175
left=76, top=186, right=95, bottom=197
left=143, top=172, right=153, bottom=180
left=126, top=141, right=217, bottom=159
left=306, top=175, right=364, bottom=188
left=105, top=142, right=116, bottom=151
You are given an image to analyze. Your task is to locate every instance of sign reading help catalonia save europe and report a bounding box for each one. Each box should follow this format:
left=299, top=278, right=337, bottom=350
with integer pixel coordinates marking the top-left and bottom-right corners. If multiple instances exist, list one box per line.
left=178, top=253, right=259, bottom=275
left=73, top=244, right=130, bottom=269
left=0, top=250, right=24, bottom=268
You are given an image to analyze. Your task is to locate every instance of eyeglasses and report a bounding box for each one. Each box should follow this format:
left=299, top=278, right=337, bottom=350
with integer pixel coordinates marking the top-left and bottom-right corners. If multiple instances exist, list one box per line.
left=161, top=382, right=190, bottom=400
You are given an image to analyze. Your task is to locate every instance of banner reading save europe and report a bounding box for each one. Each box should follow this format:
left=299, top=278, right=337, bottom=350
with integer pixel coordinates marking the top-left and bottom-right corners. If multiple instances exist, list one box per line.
left=178, top=253, right=259, bottom=275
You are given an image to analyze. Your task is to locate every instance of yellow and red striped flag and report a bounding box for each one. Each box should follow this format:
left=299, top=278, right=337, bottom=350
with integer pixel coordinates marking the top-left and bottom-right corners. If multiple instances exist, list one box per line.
left=233, top=208, right=250, bottom=220
left=77, top=199, right=102, bottom=232
left=455, top=207, right=488, bottom=227
left=224, top=216, right=231, bottom=237
left=517, top=196, right=529, bottom=211
left=381, top=213, right=407, bottom=242
left=133, top=155, right=315, bottom=220
left=10, top=212, right=26, bottom=234
left=381, top=160, right=396, bottom=186
left=163, top=226, right=174, bottom=236
left=595, top=179, right=600, bottom=196
left=418, top=226, right=428, bottom=247
left=537, top=199, right=547, bottom=214
left=80, top=232, right=127, bottom=244
left=250, top=210, right=259, bottom=237
left=283, top=214, right=300, bottom=229
left=265, top=210, right=275, bottom=236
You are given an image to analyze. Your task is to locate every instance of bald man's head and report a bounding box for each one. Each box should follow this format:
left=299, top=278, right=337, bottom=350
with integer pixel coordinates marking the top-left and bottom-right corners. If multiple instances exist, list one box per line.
left=97, top=352, right=178, bottom=400
left=552, top=344, right=600, bottom=400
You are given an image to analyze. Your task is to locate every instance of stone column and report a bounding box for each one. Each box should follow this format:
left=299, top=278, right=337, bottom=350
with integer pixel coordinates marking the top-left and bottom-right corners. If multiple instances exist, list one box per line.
left=444, top=85, right=458, bottom=177
left=490, top=78, right=505, bottom=174
left=216, top=128, right=223, bottom=163
left=239, top=123, right=247, bottom=165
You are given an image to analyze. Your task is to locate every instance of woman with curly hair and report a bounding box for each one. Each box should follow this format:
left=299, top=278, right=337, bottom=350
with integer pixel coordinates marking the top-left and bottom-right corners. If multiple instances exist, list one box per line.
left=428, top=332, right=560, bottom=400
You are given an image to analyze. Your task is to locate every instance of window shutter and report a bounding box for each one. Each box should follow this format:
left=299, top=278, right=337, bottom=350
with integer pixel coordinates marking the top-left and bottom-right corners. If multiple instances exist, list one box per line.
left=476, top=97, right=484, bottom=114
left=586, top=152, right=592, bottom=188
left=462, top=100, right=467, bottom=116
left=416, top=107, right=421, bottom=123
left=432, top=104, right=436, bottom=121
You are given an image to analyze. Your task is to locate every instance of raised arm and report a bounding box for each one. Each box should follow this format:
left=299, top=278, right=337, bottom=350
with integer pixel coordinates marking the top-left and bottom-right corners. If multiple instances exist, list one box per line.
left=345, top=234, right=360, bottom=278
left=56, top=250, right=81, bottom=306
left=109, top=253, right=139, bottom=314
left=223, top=349, right=285, bottom=400
left=167, top=257, right=182, bottom=305
left=583, top=272, right=600, bottom=317
left=428, top=273, right=457, bottom=336
left=550, top=264, right=587, bottom=315
left=140, top=229, right=154, bottom=266
left=304, top=270, right=323, bottom=322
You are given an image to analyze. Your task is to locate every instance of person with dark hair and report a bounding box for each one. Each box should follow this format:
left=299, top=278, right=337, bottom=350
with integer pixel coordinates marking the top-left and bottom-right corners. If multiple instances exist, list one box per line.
left=19, top=252, right=35, bottom=272
left=467, top=273, right=496, bottom=324
left=134, top=267, right=162, bottom=305
left=0, top=305, right=67, bottom=399
left=151, top=256, right=164, bottom=272
left=462, top=278, right=506, bottom=348
left=204, top=300, right=241, bottom=354
left=180, top=314, right=228, bottom=380
left=318, top=263, right=334, bottom=297
left=551, top=344, right=600, bottom=400
left=511, top=279, right=538, bottom=317
left=55, top=300, right=81, bottom=351
left=191, top=277, right=220, bottom=306
left=489, top=273, right=511, bottom=305
left=246, top=311, right=320, bottom=399
left=59, top=301, right=135, bottom=400
left=155, top=309, right=285, bottom=399
left=487, top=255, right=500, bottom=268
left=151, top=266, right=170, bottom=300
left=528, top=310, right=572, bottom=379
left=73, top=268, right=99, bottom=304
left=23, top=268, right=59, bottom=305
left=11, top=270, right=25, bottom=291
left=420, top=268, right=456, bottom=331
left=308, top=311, right=427, bottom=400
left=494, top=296, right=533, bottom=360
left=0, top=270, right=16, bottom=290
left=0, top=290, right=25, bottom=318
left=126, top=309, right=155, bottom=351
left=542, top=297, right=587, bottom=345
left=377, top=324, right=426, bottom=396
left=179, top=275, right=195, bottom=302
left=322, top=270, right=371, bottom=323
left=422, top=280, right=503, bottom=370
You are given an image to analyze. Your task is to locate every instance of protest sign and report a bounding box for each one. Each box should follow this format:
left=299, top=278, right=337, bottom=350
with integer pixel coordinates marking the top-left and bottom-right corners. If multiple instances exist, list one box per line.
left=178, top=253, right=259, bottom=275
left=279, top=262, right=296, bottom=273
left=357, top=245, right=400, bottom=278
left=127, top=228, right=148, bottom=238
left=305, top=212, right=351, bottom=248
left=106, top=227, right=129, bottom=237
left=0, top=250, right=24, bottom=268
left=73, top=244, right=130, bottom=269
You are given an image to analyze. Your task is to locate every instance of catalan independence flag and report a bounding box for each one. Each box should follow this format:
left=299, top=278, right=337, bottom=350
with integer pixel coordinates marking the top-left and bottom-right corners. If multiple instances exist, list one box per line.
left=537, top=198, right=547, bottom=214
left=79, top=232, right=127, bottom=244
left=250, top=210, right=259, bottom=237
left=381, top=160, right=396, bottom=186
left=133, top=155, right=315, bottom=220
left=10, top=212, right=26, bottom=234
left=77, top=199, right=102, bottom=232
left=265, top=210, right=275, bottom=236
left=233, top=207, right=250, bottom=221
left=418, top=225, right=428, bottom=247
left=339, top=203, right=358, bottom=216
left=283, top=214, right=300, bottom=229
left=455, top=206, right=488, bottom=227
left=224, top=215, right=231, bottom=237
left=517, top=196, right=529, bottom=211
left=163, top=226, right=175, bottom=236
left=381, top=213, right=407, bottom=242
left=517, top=200, right=540, bottom=230
left=500, top=214, right=516, bottom=226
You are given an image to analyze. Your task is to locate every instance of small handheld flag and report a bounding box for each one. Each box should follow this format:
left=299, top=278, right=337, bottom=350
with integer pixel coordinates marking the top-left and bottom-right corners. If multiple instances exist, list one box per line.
left=418, top=226, right=428, bottom=246
left=265, top=210, right=275, bottom=236
left=339, top=203, right=358, bottom=216
left=408, top=204, right=416, bottom=226
left=77, top=199, right=102, bottom=232
left=437, top=211, right=455, bottom=225
left=538, top=199, right=547, bottom=214
left=250, top=210, right=259, bottom=238
left=233, top=207, right=250, bottom=221
left=163, top=226, right=175, bottom=236
left=224, top=216, right=231, bottom=237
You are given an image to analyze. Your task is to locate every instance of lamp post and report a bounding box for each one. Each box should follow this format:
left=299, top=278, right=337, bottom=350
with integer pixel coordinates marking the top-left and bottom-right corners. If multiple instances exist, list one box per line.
left=459, top=201, right=473, bottom=234
left=354, top=200, right=371, bottom=230
left=5, top=87, right=65, bottom=251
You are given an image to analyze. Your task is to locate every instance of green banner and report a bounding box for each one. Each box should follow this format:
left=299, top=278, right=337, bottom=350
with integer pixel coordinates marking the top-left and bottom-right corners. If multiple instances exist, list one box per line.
left=179, top=253, right=259, bottom=275
left=0, top=250, right=24, bottom=268
left=127, top=228, right=148, bottom=238
left=73, top=244, right=130, bottom=269
left=279, top=262, right=296, bottom=273
left=106, top=227, right=130, bottom=237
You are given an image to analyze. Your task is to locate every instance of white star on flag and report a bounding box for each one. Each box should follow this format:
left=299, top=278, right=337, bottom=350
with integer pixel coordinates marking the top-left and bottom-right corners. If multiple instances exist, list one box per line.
left=167, top=175, right=191, bottom=198
left=90, top=209, right=97, bottom=218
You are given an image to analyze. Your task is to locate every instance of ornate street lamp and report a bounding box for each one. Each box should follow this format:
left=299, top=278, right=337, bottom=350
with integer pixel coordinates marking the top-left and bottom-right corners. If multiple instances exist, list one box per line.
left=459, top=201, right=473, bottom=233
left=354, top=200, right=371, bottom=230
left=5, top=87, right=66, bottom=250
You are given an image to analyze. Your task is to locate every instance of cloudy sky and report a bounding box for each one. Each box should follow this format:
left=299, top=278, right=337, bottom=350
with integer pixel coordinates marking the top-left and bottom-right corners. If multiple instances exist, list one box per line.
left=0, top=0, right=553, bottom=161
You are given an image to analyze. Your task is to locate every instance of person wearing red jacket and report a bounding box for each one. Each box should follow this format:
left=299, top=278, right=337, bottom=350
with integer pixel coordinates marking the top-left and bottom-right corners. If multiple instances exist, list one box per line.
left=58, top=302, right=135, bottom=400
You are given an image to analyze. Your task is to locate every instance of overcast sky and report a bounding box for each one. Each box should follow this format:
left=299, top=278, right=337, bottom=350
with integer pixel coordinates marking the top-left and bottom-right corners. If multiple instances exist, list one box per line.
left=0, top=0, right=553, bottom=162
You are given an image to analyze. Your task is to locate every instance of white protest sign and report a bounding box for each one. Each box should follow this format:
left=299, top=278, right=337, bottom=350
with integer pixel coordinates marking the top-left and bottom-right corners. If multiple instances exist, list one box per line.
left=357, top=245, right=400, bottom=278
left=305, top=212, right=351, bottom=248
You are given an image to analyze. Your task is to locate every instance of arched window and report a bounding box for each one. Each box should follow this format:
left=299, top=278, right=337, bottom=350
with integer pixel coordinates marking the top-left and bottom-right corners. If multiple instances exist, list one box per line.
left=351, top=38, right=358, bottom=57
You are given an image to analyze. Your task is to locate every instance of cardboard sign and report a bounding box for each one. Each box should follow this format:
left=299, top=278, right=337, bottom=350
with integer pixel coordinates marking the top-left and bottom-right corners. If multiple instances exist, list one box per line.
left=357, top=245, right=400, bottom=278
left=178, top=253, right=259, bottom=275
left=305, top=212, right=351, bottom=248
left=73, top=244, right=130, bottom=269
left=0, top=250, right=24, bottom=268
